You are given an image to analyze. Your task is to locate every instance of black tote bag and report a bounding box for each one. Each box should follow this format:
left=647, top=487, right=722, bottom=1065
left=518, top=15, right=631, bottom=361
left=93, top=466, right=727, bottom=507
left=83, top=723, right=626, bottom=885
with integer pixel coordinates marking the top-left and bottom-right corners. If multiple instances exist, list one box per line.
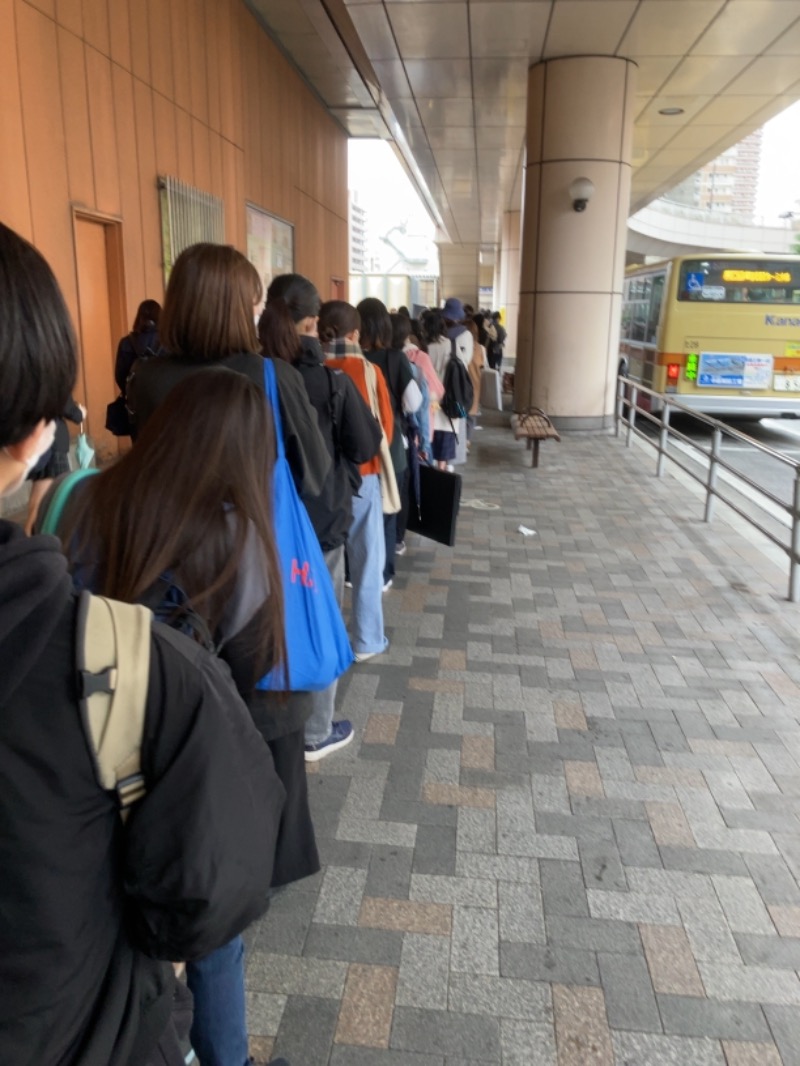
left=406, top=464, right=462, bottom=547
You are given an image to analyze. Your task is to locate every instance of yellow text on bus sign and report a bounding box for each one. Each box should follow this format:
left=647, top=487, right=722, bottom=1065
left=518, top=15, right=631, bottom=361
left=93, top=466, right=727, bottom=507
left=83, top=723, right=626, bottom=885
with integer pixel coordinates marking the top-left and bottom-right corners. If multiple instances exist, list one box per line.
left=722, top=269, right=792, bottom=284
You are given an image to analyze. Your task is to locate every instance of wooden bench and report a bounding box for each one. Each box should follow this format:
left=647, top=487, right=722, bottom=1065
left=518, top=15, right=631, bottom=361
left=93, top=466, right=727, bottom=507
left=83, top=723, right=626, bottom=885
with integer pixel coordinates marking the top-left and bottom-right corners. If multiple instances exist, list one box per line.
left=510, top=407, right=561, bottom=468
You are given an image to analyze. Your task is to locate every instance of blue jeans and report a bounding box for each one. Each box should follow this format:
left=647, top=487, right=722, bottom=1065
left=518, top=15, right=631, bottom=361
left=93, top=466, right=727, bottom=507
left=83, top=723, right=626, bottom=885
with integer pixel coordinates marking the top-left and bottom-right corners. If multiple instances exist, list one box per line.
left=186, top=936, right=248, bottom=1066
left=348, top=474, right=388, bottom=655
left=305, top=545, right=345, bottom=745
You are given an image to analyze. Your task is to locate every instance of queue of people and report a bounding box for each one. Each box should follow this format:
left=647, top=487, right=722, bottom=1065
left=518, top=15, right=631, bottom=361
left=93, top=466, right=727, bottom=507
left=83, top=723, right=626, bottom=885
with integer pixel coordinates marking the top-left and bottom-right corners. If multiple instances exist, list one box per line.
left=0, top=218, right=501, bottom=1065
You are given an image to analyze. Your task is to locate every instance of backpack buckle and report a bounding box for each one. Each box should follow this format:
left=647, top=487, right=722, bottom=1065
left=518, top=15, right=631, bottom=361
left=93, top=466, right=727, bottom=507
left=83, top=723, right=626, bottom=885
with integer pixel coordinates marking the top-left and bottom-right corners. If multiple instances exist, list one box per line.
left=79, top=667, right=119, bottom=699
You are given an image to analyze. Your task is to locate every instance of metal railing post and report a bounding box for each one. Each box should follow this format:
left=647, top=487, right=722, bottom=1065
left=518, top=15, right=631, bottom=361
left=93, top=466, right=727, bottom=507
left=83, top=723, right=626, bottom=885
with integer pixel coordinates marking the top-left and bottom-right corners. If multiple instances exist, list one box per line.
left=656, top=403, right=671, bottom=478
left=704, top=425, right=722, bottom=523
left=626, top=385, right=638, bottom=447
left=790, top=468, right=800, bottom=603
left=615, top=377, right=624, bottom=437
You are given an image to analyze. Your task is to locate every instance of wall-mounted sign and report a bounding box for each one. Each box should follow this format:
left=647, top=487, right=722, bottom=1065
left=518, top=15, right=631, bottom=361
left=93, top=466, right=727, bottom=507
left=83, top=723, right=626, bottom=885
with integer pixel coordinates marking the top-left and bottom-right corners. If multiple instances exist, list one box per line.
left=245, top=204, right=294, bottom=314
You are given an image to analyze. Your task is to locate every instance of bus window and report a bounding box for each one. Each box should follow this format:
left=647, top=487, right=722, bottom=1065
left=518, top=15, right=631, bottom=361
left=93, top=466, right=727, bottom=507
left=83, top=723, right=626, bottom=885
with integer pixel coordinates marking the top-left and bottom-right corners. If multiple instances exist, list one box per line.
left=678, top=258, right=800, bottom=304
left=647, top=274, right=665, bottom=344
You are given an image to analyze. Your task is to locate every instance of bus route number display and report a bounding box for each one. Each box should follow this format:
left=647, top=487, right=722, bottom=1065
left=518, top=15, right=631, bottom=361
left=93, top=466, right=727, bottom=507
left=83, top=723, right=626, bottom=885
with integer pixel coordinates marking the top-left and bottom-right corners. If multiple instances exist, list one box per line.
left=697, top=353, right=773, bottom=390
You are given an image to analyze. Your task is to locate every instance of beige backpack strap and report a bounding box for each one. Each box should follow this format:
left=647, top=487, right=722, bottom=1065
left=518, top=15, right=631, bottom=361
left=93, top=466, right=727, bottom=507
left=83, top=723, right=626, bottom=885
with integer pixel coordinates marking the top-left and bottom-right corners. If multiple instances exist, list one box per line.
left=76, top=591, right=153, bottom=818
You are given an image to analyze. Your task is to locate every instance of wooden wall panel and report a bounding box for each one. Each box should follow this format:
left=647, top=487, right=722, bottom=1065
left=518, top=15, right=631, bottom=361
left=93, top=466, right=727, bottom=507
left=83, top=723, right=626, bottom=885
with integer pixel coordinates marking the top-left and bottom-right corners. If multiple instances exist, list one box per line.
left=187, top=0, right=208, bottom=127
left=204, top=0, right=221, bottom=135
left=192, top=118, right=211, bottom=193
left=147, top=0, right=174, bottom=102
left=175, top=107, right=194, bottom=185
left=56, top=0, right=81, bottom=36
left=26, top=0, right=54, bottom=17
left=168, top=0, right=191, bottom=113
left=216, top=1, right=236, bottom=144
left=221, top=139, right=240, bottom=245
left=112, top=63, right=146, bottom=316
left=9, top=0, right=348, bottom=326
left=81, top=0, right=109, bottom=55
left=152, top=92, right=178, bottom=179
left=85, top=46, right=120, bottom=216
left=58, top=27, right=94, bottom=207
left=108, top=0, right=130, bottom=70
left=128, top=0, right=150, bottom=83
left=132, top=79, right=163, bottom=300
left=16, top=2, right=74, bottom=302
left=209, top=131, right=224, bottom=203
left=0, top=0, right=33, bottom=238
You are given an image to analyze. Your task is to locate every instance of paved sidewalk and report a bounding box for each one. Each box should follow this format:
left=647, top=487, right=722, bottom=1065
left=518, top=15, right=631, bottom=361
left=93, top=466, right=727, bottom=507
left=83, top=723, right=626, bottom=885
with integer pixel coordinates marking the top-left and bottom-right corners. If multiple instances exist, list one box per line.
left=245, top=412, right=800, bottom=1066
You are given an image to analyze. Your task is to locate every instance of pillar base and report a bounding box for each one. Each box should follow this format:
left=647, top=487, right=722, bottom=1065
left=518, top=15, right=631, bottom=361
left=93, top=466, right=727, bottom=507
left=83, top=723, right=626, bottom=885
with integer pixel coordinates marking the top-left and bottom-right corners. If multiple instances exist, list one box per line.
left=549, top=415, right=616, bottom=433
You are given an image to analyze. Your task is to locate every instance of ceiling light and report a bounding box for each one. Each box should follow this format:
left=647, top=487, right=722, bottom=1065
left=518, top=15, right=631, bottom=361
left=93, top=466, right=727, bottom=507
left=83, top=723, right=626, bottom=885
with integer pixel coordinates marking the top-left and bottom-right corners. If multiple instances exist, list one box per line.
left=658, top=106, right=685, bottom=116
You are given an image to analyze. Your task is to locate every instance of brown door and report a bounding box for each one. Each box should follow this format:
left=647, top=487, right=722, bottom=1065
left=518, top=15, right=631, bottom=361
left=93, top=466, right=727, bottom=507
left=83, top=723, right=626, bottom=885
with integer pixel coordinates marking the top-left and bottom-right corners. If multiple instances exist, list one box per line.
left=331, top=277, right=345, bottom=300
left=74, top=216, right=123, bottom=465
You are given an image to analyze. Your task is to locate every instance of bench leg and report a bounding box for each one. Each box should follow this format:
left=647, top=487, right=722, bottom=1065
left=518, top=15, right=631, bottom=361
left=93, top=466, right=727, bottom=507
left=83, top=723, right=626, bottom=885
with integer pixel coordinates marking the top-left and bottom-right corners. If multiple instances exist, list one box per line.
left=532, top=439, right=540, bottom=468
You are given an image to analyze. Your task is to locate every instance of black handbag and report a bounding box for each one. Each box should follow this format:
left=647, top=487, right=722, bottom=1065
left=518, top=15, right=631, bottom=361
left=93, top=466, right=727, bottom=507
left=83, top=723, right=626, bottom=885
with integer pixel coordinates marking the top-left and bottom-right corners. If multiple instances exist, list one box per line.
left=105, top=395, right=132, bottom=436
left=406, top=464, right=462, bottom=547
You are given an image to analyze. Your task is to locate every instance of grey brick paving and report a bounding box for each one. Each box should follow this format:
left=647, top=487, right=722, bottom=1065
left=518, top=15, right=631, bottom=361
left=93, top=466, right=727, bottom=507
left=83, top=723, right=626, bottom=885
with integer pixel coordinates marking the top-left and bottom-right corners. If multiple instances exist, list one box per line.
left=243, top=417, right=800, bottom=1062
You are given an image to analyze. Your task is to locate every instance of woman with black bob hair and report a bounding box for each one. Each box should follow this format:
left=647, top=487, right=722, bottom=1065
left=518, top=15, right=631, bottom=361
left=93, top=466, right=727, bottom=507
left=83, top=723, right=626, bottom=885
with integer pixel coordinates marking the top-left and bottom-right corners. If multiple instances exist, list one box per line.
left=260, top=274, right=381, bottom=760
left=356, top=297, right=422, bottom=589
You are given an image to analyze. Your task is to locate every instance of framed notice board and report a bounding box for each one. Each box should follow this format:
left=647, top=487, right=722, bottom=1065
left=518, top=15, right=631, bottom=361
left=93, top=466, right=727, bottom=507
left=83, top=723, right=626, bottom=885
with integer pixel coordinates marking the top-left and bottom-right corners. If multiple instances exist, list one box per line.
left=246, top=204, right=294, bottom=310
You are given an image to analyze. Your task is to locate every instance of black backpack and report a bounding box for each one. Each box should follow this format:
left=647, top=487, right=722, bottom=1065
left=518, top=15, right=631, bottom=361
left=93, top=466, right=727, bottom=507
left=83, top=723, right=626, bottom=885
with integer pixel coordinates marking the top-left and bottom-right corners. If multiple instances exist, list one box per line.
left=441, top=336, right=474, bottom=422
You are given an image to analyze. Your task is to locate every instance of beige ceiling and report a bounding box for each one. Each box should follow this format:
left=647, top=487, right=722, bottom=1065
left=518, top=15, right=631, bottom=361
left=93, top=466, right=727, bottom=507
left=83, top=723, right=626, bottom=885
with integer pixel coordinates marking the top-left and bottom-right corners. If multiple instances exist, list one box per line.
left=245, top=0, right=800, bottom=250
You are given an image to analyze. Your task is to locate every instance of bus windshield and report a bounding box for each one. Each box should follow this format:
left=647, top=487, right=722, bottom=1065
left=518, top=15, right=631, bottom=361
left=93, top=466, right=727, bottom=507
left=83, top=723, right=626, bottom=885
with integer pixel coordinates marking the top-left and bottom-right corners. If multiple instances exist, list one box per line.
left=678, top=259, right=800, bottom=305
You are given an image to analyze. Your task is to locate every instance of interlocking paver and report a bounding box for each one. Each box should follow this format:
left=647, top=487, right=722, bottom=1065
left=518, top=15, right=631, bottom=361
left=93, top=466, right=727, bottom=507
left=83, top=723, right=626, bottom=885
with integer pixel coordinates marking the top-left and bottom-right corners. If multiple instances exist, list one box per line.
left=242, top=418, right=800, bottom=1062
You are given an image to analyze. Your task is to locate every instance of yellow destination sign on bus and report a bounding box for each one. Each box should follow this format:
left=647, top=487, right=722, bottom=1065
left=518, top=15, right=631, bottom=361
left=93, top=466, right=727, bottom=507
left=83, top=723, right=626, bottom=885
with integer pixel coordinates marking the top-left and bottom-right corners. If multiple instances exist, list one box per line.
left=722, top=269, right=792, bottom=284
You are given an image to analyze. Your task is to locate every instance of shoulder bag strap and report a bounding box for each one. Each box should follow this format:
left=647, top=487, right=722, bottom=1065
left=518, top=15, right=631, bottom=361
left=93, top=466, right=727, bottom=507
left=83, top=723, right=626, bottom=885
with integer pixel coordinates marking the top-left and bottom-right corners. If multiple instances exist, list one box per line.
left=76, top=591, right=153, bottom=820
left=39, top=468, right=99, bottom=536
left=262, top=358, right=286, bottom=462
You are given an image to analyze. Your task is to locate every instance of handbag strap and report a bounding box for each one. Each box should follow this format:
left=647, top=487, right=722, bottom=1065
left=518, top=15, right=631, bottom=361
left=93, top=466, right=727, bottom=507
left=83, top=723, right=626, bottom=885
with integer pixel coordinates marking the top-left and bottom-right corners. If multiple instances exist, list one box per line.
left=262, top=358, right=286, bottom=462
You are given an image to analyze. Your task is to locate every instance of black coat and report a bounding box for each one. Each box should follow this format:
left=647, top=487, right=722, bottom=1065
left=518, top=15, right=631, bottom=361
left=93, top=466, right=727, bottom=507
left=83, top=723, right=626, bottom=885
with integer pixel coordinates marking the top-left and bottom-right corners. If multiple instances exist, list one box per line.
left=0, top=520, right=285, bottom=1065
left=365, top=347, right=416, bottom=475
left=294, top=336, right=382, bottom=551
left=115, top=328, right=160, bottom=395
left=127, top=349, right=331, bottom=502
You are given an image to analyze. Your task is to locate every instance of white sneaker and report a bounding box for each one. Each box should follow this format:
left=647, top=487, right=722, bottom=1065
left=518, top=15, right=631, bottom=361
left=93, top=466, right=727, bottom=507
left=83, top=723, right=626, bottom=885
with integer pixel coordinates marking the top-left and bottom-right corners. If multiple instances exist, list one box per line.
left=383, top=579, right=393, bottom=592
left=355, top=648, right=382, bottom=663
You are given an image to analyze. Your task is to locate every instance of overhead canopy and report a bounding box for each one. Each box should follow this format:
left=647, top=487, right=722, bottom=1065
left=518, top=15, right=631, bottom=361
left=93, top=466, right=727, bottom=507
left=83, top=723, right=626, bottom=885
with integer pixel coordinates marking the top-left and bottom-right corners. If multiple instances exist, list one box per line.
left=245, top=0, right=800, bottom=248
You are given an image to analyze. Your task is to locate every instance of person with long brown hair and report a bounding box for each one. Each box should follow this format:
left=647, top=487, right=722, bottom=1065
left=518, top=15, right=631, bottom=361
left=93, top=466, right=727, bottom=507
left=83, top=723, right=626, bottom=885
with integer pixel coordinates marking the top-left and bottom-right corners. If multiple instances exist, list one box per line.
left=122, top=242, right=330, bottom=1066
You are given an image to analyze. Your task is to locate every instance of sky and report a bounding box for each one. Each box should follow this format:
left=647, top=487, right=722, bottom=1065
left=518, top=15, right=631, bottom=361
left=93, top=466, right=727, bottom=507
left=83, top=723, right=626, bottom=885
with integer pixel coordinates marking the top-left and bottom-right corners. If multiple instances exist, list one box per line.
left=756, top=99, right=800, bottom=223
left=348, top=139, right=437, bottom=272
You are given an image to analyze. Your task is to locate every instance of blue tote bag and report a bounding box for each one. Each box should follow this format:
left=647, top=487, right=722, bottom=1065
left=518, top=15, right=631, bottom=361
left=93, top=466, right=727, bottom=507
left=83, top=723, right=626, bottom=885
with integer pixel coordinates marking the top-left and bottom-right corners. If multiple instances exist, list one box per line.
left=257, top=358, right=354, bottom=692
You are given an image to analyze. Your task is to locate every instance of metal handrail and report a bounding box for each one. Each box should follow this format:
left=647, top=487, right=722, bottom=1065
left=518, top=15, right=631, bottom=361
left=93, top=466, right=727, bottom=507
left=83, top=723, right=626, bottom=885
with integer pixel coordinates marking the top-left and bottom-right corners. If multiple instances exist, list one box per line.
left=614, top=376, right=800, bottom=602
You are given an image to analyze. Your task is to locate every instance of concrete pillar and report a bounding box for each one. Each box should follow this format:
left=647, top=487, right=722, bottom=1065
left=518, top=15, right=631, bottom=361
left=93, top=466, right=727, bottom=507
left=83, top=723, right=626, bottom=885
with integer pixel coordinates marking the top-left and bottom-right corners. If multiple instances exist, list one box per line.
left=498, top=210, right=521, bottom=363
left=516, top=56, right=636, bottom=428
left=437, top=243, right=480, bottom=309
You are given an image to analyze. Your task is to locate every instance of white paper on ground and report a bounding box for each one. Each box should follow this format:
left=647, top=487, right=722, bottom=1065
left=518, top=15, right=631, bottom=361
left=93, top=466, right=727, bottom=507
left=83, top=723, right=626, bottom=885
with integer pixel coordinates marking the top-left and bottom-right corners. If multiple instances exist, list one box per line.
left=518, top=525, right=537, bottom=536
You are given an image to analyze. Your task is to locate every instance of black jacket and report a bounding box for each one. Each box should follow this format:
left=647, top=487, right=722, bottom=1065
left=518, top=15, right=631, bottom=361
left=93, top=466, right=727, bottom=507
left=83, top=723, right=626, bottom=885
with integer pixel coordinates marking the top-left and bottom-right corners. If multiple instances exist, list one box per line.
left=127, top=349, right=331, bottom=501
left=0, top=521, right=286, bottom=1065
left=365, top=347, right=416, bottom=475
left=293, top=337, right=381, bottom=551
left=115, top=328, right=160, bottom=395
